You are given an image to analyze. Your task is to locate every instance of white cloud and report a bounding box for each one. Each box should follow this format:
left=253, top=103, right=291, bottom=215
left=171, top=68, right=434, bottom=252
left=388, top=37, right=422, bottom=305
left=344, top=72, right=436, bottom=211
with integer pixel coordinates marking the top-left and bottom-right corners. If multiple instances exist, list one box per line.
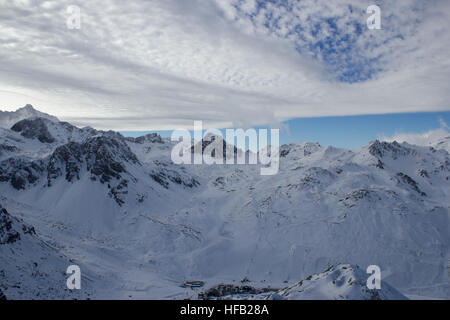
left=0, top=0, right=449, bottom=130
left=379, top=125, right=449, bottom=149
left=439, top=118, right=449, bottom=130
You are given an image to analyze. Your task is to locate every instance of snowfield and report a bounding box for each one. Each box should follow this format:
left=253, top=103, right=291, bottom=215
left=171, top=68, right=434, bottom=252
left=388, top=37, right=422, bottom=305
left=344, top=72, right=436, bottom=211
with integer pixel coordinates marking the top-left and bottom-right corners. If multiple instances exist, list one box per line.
left=0, top=105, right=449, bottom=300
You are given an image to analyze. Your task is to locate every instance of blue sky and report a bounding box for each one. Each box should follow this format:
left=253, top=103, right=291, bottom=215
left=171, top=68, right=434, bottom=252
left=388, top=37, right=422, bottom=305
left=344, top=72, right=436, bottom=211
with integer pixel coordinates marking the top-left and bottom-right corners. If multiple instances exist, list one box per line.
left=280, top=112, right=450, bottom=148
left=121, top=111, right=450, bottom=149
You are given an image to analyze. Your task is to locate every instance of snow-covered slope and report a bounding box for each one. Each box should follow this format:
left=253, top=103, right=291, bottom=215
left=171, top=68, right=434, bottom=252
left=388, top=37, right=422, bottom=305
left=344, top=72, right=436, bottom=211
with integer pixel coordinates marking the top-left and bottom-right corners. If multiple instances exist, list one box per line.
left=0, top=203, right=93, bottom=299
left=0, top=107, right=449, bottom=300
left=433, top=136, right=450, bottom=153
left=268, top=264, right=407, bottom=300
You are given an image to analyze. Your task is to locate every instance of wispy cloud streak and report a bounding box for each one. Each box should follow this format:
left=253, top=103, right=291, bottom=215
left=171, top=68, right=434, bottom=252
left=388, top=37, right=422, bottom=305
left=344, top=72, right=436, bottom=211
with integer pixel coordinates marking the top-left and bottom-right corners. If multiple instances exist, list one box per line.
left=0, top=0, right=449, bottom=130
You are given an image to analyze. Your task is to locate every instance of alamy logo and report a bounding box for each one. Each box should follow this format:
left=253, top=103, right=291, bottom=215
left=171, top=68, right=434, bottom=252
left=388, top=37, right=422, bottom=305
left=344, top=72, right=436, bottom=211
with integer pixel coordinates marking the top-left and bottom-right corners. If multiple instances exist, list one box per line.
left=66, top=265, right=81, bottom=290
left=66, top=5, right=81, bottom=30
left=366, top=265, right=381, bottom=289
left=171, top=121, right=279, bottom=175
left=367, top=5, right=381, bottom=30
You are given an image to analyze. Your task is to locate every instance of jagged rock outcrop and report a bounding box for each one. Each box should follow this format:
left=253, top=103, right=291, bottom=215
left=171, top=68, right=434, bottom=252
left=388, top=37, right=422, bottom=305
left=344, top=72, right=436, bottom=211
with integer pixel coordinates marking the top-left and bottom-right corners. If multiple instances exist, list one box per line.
left=191, top=134, right=239, bottom=160
left=48, top=135, right=140, bottom=185
left=47, top=142, right=84, bottom=184
left=300, top=167, right=335, bottom=188
left=0, top=134, right=141, bottom=190
left=368, top=140, right=416, bottom=159
left=0, top=133, right=145, bottom=208
left=150, top=160, right=199, bottom=189
left=84, top=136, right=139, bottom=183
left=0, top=143, right=18, bottom=156
left=0, top=157, right=45, bottom=190
left=396, top=172, right=426, bottom=196
left=127, top=133, right=163, bottom=144
left=279, top=142, right=322, bottom=158
left=0, top=204, right=35, bottom=245
left=0, top=205, right=21, bottom=244
left=11, top=118, right=55, bottom=143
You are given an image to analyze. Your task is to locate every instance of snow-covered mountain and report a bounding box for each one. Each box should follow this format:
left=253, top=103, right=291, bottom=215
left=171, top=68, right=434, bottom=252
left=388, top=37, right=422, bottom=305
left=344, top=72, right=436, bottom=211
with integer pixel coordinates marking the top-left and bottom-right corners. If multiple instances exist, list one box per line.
left=381, top=128, right=450, bottom=153
left=268, top=264, right=408, bottom=300
left=0, top=203, right=92, bottom=299
left=0, top=104, right=58, bottom=129
left=0, top=106, right=449, bottom=300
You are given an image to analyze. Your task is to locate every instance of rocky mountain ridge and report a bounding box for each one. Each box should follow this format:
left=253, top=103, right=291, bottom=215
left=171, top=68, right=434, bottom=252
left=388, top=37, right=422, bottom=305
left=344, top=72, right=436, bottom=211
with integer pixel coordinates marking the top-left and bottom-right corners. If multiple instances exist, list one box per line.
left=0, top=105, right=448, bottom=299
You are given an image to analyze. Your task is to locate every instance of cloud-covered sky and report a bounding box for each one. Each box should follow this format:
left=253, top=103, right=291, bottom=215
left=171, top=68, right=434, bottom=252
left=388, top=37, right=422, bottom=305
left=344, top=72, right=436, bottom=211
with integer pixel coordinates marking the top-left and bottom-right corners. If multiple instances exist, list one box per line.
left=0, top=0, right=449, bottom=130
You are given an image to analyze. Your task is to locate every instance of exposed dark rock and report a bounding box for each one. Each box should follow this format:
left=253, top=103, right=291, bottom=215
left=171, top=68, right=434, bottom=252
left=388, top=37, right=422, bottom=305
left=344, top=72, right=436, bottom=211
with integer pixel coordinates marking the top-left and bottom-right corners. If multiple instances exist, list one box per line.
left=191, top=134, right=238, bottom=161
left=212, top=176, right=225, bottom=188
left=11, top=118, right=55, bottom=143
left=376, top=159, right=384, bottom=169
left=128, top=133, right=163, bottom=144
left=434, top=158, right=450, bottom=174
left=0, top=158, right=44, bottom=190
left=300, top=167, right=334, bottom=187
left=0, top=288, right=6, bottom=300
left=150, top=172, right=169, bottom=189
left=369, top=140, right=415, bottom=160
left=339, top=189, right=390, bottom=208
left=22, top=224, right=36, bottom=235
left=47, top=142, right=83, bottom=186
left=150, top=161, right=199, bottom=189
left=108, top=179, right=128, bottom=206
left=47, top=135, right=140, bottom=185
left=0, top=205, right=21, bottom=244
left=418, top=169, right=429, bottom=178
left=0, top=143, right=19, bottom=155
left=303, top=143, right=321, bottom=156
left=280, top=143, right=321, bottom=159
left=280, top=147, right=290, bottom=158
left=84, top=136, right=139, bottom=183
left=1, top=134, right=141, bottom=195
left=396, top=172, right=426, bottom=196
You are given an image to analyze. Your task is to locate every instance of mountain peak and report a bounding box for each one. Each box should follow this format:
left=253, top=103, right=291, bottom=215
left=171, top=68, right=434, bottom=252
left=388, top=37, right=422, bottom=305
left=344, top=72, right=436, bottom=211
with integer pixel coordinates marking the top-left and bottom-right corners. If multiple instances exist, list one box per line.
left=21, top=104, right=35, bottom=111
left=0, top=104, right=59, bottom=129
left=269, top=264, right=408, bottom=300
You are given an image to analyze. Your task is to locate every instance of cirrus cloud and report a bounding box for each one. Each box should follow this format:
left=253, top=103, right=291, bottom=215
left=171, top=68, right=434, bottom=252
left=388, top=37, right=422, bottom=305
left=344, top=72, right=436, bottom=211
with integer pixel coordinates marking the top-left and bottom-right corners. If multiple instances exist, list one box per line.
left=0, top=0, right=449, bottom=130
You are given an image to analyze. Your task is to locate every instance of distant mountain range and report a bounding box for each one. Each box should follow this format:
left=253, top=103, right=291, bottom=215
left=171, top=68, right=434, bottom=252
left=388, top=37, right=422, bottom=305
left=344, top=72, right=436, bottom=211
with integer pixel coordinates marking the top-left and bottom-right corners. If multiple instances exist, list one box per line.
left=0, top=105, right=449, bottom=300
